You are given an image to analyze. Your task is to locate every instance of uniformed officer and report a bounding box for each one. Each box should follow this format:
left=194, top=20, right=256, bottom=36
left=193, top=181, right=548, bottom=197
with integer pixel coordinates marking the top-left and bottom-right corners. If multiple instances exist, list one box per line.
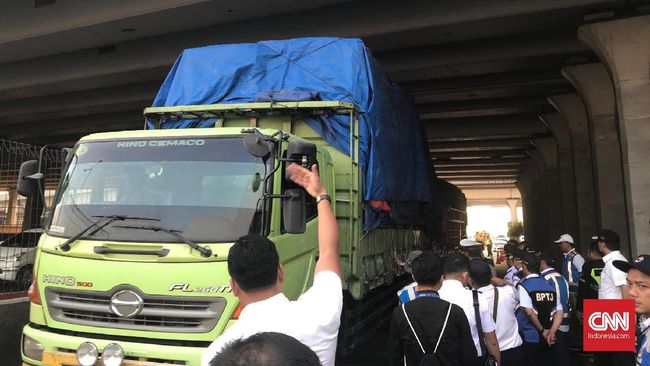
left=513, top=250, right=563, bottom=366
left=539, top=251, right=571, bottom=366
left=503, top=244, right=520, bottom=286
left=554, top=233, right=585, bottom=293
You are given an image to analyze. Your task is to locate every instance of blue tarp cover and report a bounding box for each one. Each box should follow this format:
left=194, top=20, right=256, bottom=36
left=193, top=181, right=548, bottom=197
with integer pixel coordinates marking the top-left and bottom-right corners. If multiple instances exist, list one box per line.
left=151, top=37, right=432, bottom=216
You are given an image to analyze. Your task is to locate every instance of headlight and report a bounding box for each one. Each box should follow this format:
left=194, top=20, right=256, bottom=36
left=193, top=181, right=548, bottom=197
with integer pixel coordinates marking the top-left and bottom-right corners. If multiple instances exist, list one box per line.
left=76, top=342, right=99, bottom=366
left=13, top=253, right=25, bottom=262
left=22, top=335, right=44, bottom=361
left=102, top=343, right=124, bottom=366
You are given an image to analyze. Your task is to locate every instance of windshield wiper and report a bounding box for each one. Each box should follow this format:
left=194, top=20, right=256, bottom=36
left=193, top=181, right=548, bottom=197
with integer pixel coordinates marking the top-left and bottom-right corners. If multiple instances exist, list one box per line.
left=57, top=215, right=160, bottom=252
left=112, top=224, right=213, bottom=258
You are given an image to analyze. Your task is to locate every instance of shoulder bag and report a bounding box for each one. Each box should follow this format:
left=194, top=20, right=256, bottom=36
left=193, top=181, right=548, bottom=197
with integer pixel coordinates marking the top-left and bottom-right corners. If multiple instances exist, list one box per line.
left=473, top=290, right=498, bottom=366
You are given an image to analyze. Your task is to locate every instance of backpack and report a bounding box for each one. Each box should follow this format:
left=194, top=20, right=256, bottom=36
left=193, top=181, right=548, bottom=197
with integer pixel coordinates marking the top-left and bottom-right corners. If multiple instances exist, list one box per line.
left=401, top=302, right=452, bottom=366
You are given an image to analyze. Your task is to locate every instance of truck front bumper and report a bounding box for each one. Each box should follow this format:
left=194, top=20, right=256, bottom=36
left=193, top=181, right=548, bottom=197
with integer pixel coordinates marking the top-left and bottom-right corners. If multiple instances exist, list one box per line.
left=22, top=323, right=207, bottom=366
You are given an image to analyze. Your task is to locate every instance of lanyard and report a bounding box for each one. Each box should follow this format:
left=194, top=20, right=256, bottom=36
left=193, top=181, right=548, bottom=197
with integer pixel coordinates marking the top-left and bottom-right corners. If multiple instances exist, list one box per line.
left=416, top=290, right=439, bottom=298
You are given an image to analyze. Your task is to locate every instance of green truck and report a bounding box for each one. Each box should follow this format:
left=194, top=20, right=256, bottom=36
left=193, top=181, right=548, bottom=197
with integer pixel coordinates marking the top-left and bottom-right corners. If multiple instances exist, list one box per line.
left=18, top=38, right=450, bottom=366
left=19, top=101, right=428, bottom=366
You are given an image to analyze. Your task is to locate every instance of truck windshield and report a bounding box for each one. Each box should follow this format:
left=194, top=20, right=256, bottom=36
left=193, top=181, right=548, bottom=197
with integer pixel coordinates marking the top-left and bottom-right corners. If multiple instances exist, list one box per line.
left=49, top=137, right=269, bottom=243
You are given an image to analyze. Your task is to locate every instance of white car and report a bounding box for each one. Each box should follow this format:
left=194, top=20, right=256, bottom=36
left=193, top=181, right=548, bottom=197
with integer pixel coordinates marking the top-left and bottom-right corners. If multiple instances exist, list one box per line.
left=0, top=228, right=43, bottom=290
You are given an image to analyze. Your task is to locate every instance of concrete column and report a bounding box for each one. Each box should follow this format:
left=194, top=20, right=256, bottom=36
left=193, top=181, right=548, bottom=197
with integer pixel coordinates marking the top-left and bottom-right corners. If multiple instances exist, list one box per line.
left=517, top=174, right=534, bottom=244
left=540, top=113, right=580, bottom=240
left=562, top=63, right=629, bottom=249
left=506, top=198, right=519, bottom=223
left=548, top=95, right=599, bottom=245
left=521, top=149, right=551, bottom=251
left=534, top=137, right=566, bottom=249
left=579, top=16, right=650, bottom=256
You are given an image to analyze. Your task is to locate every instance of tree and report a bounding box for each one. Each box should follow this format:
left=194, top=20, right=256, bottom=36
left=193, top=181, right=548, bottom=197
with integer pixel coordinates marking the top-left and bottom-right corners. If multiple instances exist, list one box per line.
left=507, top=221, right=524, bottom=239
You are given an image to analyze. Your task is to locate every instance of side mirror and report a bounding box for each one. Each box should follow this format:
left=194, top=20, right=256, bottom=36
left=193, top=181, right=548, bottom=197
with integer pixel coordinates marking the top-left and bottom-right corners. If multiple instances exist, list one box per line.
left=243, top=133, right=271, bottom=159
left=282, top=189, right=306, bottom=234
left=17, top=160, right=41, bottom=197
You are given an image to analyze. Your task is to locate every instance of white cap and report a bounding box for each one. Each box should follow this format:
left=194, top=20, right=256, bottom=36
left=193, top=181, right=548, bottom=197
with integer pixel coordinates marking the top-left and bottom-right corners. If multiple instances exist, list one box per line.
left=460, top=238, right=482, bottom=247
left=554, top=234, right=574, bottom=244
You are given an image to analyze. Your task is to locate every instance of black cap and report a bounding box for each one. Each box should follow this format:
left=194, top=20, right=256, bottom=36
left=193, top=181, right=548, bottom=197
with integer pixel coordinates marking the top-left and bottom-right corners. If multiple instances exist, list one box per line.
left=512, top=248, right=528, bottom=260
left=613, top=255, right=650, bottom=276
left=504, top=244, right=515, bottom=257
left=538, top=250, right=556, bottom=265
left=469, top=258, right=493, bottom=279
left=521, top=252, right=540, bottom=269
left=592, top=229, right=620, bottom=245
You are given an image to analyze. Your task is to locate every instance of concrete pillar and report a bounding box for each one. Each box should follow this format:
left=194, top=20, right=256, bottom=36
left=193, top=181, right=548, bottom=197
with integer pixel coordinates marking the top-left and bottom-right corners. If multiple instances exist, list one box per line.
left=540, top=113, right=580, bottom=240
left=548, top=95, right=599, bottom=245
left=521, top=149, right=552, bottom=251
left=562, top=63, right=629, bottom=250
left=579, top=16, right=650, bottom=256
left=534, top=137, right=566, bottom=249
left=517, top=174, right=534, bottom=244
left=506, top=198, right=519, bottom=223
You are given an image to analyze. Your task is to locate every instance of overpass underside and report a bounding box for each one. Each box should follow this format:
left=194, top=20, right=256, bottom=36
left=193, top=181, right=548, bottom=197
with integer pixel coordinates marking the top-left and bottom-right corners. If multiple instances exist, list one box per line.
left=1, top=0, right=649, bottom=255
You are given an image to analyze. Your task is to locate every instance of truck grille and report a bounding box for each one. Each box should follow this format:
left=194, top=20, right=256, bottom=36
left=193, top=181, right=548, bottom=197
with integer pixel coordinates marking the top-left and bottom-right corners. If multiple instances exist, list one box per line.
left=45, top=286, right=226, bottom=333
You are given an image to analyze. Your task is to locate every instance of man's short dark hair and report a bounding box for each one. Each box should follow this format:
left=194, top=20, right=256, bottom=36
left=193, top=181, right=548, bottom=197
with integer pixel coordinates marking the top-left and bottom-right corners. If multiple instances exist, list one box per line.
left=444, top=252, right=470, bottom=275
left=210, top=332, right=321, bottom=366
left=587, top=241, right=602, bottom=255
left=411, top=252, right=443, bottom=286
left=469, top=259, right=492, bottom=287
left=228, top=235, right=279, bottom=292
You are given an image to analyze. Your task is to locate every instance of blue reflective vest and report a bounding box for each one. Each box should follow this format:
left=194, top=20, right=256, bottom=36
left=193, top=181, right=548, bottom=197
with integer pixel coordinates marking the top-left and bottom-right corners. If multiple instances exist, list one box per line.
left=542, top=268, right=570, bottom=332
left=563, top=250, right=581, bottom=291
left=516, top=275, right=557, bottom=343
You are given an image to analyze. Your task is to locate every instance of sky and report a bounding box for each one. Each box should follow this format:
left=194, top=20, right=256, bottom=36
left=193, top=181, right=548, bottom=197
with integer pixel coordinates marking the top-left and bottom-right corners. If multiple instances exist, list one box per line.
left=466, top=205, right=523, bottom=238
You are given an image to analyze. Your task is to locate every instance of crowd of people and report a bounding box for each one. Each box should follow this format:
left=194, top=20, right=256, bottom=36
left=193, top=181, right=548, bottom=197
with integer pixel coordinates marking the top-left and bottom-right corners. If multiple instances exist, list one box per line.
left=198, top=162, right=649, bottom=366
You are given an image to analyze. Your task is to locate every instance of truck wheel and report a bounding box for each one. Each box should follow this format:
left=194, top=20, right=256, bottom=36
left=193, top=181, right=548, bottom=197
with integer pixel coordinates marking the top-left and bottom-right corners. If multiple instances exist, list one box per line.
left=16, top=266, right=33, bottom=291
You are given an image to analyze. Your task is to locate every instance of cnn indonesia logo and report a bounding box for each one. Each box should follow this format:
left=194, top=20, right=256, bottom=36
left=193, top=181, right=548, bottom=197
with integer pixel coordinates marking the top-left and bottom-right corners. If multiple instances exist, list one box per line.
left=583, top=299, right=635, bottom=352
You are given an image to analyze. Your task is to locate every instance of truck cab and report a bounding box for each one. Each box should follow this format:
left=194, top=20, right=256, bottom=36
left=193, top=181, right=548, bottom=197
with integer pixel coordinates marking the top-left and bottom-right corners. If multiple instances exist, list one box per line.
left=20, top=102, right=362, bottom=366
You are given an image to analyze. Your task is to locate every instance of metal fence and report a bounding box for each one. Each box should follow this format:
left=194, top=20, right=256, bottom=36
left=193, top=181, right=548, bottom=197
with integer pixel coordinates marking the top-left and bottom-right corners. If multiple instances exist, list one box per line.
left=0, top=140, right=64, bottom=295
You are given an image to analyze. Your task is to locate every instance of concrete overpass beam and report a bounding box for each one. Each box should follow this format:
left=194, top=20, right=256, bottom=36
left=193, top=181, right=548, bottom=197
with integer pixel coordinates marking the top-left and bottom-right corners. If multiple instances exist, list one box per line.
left=562, top=63, right=629, bottom=250
left=548, top=94, right=598, bottom=245
left=579, top=15, right=650, bottom=256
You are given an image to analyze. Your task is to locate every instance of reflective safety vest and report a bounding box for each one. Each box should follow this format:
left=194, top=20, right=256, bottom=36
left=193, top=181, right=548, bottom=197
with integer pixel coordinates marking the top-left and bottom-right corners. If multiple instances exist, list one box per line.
left=542, top=268, right=570, bottom=332
left=515, top=275, right=557, bottom=343
left=563, top=250, right=581, bottom=291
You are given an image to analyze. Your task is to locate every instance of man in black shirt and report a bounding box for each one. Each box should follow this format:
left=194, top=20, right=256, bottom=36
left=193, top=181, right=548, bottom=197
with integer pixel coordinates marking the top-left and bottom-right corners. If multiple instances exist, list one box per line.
left=389, top=251, right=477, bottom=366
left=576, top=240, right=605, bottom=311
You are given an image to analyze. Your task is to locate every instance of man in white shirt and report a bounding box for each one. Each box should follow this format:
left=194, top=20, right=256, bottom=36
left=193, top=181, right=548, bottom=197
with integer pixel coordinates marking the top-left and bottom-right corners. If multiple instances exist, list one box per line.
left=596, top=229, right=629, bottom=299
left=470, top=259, right=523, bottom=366
left=439, top=252, right=501, bottom=364
left=595, top=229, right=634, bottom=365
left=201, top=163, right=342, bottom=366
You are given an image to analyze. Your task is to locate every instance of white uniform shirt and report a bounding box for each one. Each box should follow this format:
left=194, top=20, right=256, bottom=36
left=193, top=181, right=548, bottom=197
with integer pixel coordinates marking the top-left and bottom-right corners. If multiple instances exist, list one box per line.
left=476, top=284, right=523, bottom=351
left=504, top=265, right=520, bottom=286
left=201, top=271, right=343, bottom=366
left=439, top=279, right=497, bottom=356
left=599, top=250, right=628, bottom=299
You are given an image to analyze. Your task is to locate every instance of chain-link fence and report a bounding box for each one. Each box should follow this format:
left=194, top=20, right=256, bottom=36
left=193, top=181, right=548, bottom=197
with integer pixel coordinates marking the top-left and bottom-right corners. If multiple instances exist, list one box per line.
left=0, top=140, right=64, bottom=295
